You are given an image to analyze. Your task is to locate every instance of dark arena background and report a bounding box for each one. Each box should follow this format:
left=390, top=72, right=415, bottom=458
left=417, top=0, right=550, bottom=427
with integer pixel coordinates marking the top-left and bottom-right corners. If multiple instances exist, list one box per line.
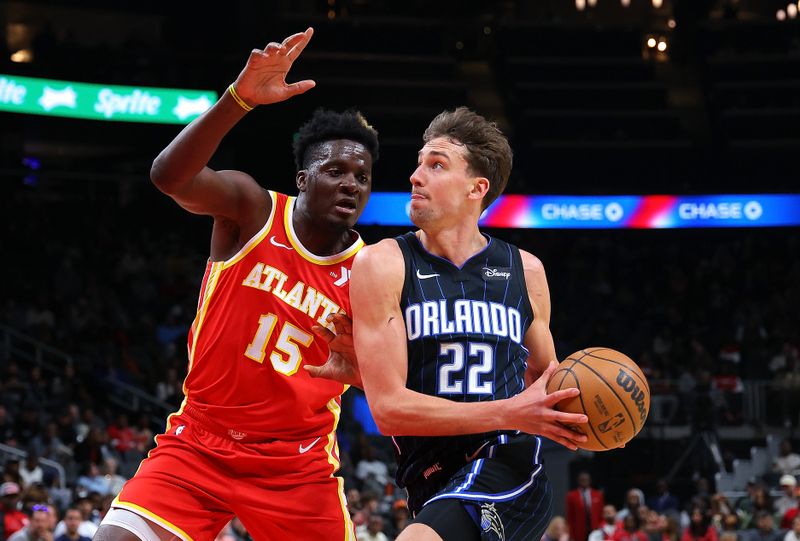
left=1, top=1, right=799, bottom=540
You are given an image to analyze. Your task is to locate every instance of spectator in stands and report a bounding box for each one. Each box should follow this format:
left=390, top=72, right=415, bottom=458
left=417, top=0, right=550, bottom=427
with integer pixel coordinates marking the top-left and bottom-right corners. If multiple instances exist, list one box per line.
left=543, top=516, right=574, bottom=541
left=682, top=506, right=718, bottom=541
left=355, top=445, right=390, bottom=495
left=346, top=487, right=362, bottom=520
left=100, top=459, right=126, bottom=497
left=19, top=454, right=44, bottom=489
left=8, top=504, right=53, bottom=541
left=1, top=482, right=29, bottom=539
left=720, top=513, right=741, bottom=537
left=589, top=504, right=621, bottom=541
left=53, top=497, right=98, bottom=539
left=613, top=514, right=649, bottom=541
left=356, top=514, right=389, bottom=541
left=743, top=511, right=785, bottom=541
left=73, top=427, right=114, bottom=467
left=784, top=516, right=800, bottom=541
left=3, top=458, right=24, bottom=485
left=387, top=499, right=410, bottom=539
left=619, top=489, right=647, bottom=522
left=45, top=473, right=72, bottom=514
left=649, top=479, right=681, bottom=516
left=774, top=441, right=800, bottom=478
left=643, top=510, right=668, bottom=541
left=568, top=471, right=606, bottom=541
left=75, top=463, right=109, bottom=496
left=154, top=367, right=181, bottom=405
left=54, top=508, right=90, bottom=541
left=710, top=494, right=734, bottom=531
left=29, top=422, right=71, bottom=463
left=775, top=475, right=799, bottom=519
left=738, top=484, right=775, bottom=529
left=106, top=414, right=133, bottom=456
left=783, top=506, right=800, bottom=531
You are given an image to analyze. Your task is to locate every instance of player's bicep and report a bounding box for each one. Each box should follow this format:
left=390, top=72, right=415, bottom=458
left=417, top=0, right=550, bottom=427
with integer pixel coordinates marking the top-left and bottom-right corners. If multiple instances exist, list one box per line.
left=350, top=242, right=409, bottom=403
left=158, top=167, right=263, bottom=220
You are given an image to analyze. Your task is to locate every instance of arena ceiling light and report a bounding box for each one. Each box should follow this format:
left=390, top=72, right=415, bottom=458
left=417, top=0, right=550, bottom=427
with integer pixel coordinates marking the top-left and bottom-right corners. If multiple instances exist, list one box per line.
left=0, top=74, right=217, bottom=124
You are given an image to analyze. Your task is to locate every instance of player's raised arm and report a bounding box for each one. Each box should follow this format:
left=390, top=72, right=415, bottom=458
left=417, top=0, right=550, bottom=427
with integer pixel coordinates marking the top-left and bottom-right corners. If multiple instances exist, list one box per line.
left=351, top=240, right=588, bottom=446
left=150, top=28, right=316, bottom=220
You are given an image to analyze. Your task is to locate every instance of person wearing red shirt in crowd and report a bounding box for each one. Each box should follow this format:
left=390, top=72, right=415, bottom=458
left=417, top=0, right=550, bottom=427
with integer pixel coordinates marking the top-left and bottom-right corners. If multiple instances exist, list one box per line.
left=612, top=514, right=649, bottom=541
left=681, top=507, right=718, bottom=541
left=107, top=414, right=134, bottom=455
left=567, top=472, right=605, bottom=541
left=1, top=482, right=30, bottom=539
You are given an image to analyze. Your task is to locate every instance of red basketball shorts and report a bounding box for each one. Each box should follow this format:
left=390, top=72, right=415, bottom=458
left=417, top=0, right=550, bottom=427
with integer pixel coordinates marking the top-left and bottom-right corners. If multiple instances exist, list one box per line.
left=112, top=408, right=355, bottom=541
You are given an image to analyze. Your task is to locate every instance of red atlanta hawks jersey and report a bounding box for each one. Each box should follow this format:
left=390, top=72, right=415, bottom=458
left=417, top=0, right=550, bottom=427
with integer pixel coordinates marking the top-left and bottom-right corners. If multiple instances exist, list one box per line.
left=183, top=191, right=363, bottom=442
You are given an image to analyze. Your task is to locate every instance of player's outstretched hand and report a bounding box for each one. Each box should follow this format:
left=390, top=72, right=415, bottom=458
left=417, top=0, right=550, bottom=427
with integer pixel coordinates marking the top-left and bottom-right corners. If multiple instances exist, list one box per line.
left=232, top=27, right=316, bottom=107
left=508, top=361, right=589, bottom=450
left=305, top=313, right=362, bottom=388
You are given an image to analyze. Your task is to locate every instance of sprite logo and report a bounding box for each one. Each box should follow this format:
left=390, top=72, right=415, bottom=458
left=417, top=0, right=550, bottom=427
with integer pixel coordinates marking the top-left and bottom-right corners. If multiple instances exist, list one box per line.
left=0, top=73, right=216, bottom=124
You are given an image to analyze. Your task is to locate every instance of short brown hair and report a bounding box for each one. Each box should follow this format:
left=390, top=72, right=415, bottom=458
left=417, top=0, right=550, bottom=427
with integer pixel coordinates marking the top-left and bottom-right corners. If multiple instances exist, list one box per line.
left=423, top=107, right=512, bottom=210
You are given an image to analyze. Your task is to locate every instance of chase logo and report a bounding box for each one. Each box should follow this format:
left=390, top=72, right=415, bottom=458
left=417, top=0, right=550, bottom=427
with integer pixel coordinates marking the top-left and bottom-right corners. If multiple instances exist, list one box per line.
left=482, top=267, right=511, bottom=281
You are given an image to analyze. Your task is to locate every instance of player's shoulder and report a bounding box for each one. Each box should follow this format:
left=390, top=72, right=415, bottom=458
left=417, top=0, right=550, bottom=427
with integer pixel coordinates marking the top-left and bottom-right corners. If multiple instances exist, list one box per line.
left=353, top=238, right=403, bottom=273
left=515, top=246, right=546, bottom=275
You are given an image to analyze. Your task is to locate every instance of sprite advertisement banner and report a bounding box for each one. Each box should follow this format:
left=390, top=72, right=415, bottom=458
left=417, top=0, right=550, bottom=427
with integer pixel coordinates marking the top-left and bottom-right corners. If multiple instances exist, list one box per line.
left=0, top=74, right=217, bottom=124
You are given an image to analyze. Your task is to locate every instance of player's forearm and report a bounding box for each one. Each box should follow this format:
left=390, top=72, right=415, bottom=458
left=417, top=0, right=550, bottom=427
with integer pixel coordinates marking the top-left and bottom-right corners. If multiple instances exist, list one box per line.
left=367, top=387, right=517, bottom=436
left=150, top=91, right=249, bottom=191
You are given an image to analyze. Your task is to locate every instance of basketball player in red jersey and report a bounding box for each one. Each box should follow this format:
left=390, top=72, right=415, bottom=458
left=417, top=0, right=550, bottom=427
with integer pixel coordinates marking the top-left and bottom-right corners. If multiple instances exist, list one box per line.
left=94, top=28, right=378, bottom=541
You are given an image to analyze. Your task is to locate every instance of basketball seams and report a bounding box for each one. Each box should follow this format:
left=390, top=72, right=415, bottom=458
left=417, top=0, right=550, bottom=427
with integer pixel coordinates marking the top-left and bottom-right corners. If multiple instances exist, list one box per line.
left=581, top=349, right=651, bottom=395
left=572, top=353, right=642, bottom=437
left=551, top=360, right=610, bottom=451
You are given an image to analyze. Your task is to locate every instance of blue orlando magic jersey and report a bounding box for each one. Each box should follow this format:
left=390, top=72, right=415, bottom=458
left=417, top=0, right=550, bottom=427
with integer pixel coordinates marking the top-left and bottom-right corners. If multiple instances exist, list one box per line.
left=393, top=231, right=537, bottom=491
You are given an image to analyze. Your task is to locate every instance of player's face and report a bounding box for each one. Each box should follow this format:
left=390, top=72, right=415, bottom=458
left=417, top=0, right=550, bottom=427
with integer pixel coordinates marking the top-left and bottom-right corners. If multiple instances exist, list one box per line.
left=299, top=139, right=373, bottom=229
left=409, top=137, right=475, bottom=227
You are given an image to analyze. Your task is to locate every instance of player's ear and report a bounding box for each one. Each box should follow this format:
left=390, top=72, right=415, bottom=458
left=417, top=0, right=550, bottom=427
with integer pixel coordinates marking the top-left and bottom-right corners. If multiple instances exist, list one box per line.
left=296, top=170, right=308, bottom=192
left=469, top=177, right=490, bottom=201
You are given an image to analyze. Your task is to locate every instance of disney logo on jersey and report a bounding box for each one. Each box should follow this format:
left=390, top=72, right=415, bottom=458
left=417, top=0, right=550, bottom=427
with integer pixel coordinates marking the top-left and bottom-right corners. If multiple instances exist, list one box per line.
left=482, top=267, right=512, bottom=281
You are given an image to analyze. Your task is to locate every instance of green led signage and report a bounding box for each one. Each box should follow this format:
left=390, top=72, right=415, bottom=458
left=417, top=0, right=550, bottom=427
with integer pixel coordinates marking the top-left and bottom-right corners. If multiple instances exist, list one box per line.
left=0, top=74, right=217, bottom=124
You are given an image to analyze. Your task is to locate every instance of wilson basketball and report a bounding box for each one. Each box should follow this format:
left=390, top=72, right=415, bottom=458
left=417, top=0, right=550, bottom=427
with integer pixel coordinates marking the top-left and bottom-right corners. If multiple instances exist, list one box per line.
left=546, top=347, right=650, bottom=451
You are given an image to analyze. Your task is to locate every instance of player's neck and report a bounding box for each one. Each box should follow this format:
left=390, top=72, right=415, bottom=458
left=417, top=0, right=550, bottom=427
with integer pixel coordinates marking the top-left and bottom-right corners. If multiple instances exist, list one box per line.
left=416, top=225, right=486, bottom=268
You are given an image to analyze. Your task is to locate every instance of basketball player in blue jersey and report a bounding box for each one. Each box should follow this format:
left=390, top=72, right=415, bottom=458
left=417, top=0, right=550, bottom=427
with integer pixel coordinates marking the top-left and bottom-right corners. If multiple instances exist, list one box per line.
left=347, top=107, right=589, bottom=541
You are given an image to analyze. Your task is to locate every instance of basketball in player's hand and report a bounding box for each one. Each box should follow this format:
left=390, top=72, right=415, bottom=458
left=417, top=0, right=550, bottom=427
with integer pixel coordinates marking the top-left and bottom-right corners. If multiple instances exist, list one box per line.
left=546, top=348, right=650, bottom=451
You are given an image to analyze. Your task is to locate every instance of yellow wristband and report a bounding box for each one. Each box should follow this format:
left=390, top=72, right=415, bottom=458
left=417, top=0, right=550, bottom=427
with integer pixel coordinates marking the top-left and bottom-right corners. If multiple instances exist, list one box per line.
left=228, top=84, right=254, bottom=112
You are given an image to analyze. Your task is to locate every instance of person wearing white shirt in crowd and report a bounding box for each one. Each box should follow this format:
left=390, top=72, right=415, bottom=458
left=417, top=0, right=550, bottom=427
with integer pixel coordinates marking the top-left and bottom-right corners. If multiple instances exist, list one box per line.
left=355, top=445, right=390, bottom=494
left=589, top=505, right=621, bottom=541
left=356, top=515, right=389, bottom=541
left=53, top=498, right=98, bottom=539
left=774, top=440, right=800, bottom=477
left=775, top=475, right=799, bottom=519
left=19, top=455, right=44, bottom=489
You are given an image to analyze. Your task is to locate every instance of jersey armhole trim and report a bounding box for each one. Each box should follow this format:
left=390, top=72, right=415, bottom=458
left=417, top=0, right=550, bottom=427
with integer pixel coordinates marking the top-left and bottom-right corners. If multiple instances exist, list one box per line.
left=512, top=246, right=535, bottom=326
left=221, top=190, right=278, bottom=270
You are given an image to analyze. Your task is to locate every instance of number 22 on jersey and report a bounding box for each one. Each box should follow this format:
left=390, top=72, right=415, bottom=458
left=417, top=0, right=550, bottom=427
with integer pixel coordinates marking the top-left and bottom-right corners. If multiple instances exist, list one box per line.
left=245, top=313, right=313, bottom=375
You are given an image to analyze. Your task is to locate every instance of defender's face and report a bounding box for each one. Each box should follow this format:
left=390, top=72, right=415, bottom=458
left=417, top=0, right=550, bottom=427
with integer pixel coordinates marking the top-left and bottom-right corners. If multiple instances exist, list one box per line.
left=409, top=137, right=474, bottom=227
left=299, top=139, right=373, bottom=229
